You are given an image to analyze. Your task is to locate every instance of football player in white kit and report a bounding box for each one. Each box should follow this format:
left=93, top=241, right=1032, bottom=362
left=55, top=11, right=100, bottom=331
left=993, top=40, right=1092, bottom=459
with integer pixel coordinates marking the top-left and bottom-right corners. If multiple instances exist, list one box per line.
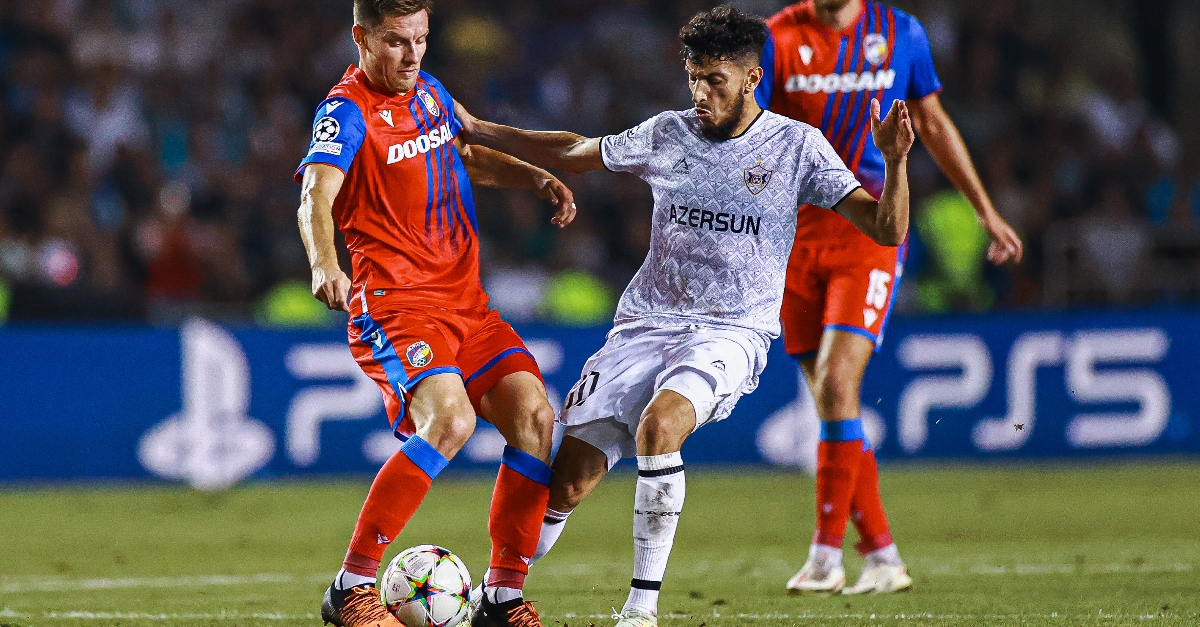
left=457, top=7, right=913, bottom=627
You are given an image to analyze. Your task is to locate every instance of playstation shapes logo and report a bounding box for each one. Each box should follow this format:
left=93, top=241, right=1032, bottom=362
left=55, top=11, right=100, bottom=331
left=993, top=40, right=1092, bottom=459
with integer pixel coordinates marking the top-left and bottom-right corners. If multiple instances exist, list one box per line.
left=406, top=341, right=433, bottom=368
left=138, top=319, right=275, bottom=491
left=743, top=159, right=774, bottom=195
left=417, top=89, right=440, bottom=118
left=313, top=116, right=340, bottom=142
left=863, top=33, right=888, bottom=66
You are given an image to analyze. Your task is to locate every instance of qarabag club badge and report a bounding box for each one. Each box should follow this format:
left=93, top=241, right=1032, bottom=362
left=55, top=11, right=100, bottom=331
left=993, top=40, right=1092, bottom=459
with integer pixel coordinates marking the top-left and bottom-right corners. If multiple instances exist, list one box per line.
left=743, top=160, right=774, bottom=195
left=406, top=341, right=433, bottom=368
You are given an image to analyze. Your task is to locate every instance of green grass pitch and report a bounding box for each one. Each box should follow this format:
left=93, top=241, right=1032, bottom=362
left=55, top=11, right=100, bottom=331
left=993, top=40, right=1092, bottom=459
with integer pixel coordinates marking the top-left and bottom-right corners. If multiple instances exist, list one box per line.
left=1, top=461, right=1197, bottom=627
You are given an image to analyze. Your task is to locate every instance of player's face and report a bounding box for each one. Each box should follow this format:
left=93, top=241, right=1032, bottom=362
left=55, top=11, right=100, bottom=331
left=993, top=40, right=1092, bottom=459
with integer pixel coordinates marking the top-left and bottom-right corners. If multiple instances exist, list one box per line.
left=353, top=10, right=429, bottom=94
left=686, top=57, right=760, bottom=141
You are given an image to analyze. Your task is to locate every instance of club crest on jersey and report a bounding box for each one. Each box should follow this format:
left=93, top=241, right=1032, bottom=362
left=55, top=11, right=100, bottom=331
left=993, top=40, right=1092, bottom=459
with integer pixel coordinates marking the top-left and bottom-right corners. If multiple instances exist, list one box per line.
left=417, top=89, right=440, bottom=117
left=313, top=116, right=340, bottom=142
left=743, top=160, right=774, bottom=195
left=864, top=33, right=888, bottom=66
left=406, top=341, right=433, bottom=368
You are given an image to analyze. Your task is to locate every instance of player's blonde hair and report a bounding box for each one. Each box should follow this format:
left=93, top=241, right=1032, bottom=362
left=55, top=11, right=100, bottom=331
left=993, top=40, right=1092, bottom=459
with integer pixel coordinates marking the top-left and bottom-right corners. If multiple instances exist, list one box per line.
left=353, top=0, right=433, bottom=30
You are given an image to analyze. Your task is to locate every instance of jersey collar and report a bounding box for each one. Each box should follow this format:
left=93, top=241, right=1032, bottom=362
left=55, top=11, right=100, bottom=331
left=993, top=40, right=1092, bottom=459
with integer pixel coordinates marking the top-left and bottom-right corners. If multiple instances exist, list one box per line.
left=807, top=0, right=868, bottom=37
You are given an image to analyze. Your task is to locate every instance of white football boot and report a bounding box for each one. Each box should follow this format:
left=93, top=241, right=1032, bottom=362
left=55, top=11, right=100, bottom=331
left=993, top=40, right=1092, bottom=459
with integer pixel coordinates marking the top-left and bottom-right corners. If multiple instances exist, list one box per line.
left=612, top=608, right=657, bottom=627
left=842, top=562, right=913, bottom=595
left=786, top=545, right=846, bottom=594
left=465, top=584, right=483, bottom=622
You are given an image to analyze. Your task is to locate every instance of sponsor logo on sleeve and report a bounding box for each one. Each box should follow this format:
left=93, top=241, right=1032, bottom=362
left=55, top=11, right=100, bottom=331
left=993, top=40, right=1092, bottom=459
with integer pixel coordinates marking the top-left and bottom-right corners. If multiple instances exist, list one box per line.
left=310, top=142, right=343, bottom=156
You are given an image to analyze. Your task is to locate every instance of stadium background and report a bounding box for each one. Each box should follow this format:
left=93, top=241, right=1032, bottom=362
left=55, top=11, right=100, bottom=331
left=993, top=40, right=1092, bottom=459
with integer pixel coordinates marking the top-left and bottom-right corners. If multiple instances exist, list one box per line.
left=1, top=1, right=1199, bottom=625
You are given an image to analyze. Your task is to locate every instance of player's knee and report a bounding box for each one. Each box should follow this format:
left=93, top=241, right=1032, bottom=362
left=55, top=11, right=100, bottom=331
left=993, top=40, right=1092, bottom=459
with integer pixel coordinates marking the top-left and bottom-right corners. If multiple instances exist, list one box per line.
left=424, top=402, right=477, bottom=454
left=636, top=409, right=689, bottom=455
left=507, top=399, right=555, bottom=457
left=814, top=369, right=861, bottom=416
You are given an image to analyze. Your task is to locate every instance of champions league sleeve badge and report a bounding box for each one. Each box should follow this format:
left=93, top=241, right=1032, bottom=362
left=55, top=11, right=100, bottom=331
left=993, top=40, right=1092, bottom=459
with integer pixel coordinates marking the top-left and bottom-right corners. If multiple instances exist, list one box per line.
left=744, top=159, right=774, bottom=196
left=313, top=116, right=341, bottom=142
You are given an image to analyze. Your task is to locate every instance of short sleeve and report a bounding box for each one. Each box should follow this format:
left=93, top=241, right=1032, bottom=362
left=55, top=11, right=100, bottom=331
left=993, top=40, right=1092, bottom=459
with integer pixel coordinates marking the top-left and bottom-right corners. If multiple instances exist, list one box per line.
left=906, top=16, right=942, bottom=100
left=797, top=130, right=862, bottom=209
left=754, top=30, right=777, bottom=109
left=600, top=114, right=662, bottom=177
left=294, top=97, right=367, bottom=181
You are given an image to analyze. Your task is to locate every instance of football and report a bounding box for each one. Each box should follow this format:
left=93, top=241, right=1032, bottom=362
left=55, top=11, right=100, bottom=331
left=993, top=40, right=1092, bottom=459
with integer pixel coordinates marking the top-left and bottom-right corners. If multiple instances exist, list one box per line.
left=380, top=545, right=473, bottom=627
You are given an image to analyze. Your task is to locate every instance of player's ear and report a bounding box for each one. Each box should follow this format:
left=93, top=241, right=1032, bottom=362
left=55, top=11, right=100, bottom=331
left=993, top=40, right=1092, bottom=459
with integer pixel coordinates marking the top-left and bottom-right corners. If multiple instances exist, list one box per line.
left=352, top=23, right=369, bottom=49
left=745, top=66, right=764, bottom=94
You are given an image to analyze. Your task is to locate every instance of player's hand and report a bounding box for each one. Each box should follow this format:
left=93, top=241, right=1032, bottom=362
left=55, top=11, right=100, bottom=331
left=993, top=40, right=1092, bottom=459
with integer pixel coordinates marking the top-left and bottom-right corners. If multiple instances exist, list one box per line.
left=871, top=98, right=915, bottom=163
left=535, top=172, right=577, bottom=228
left=311, top=264, right=352, bottom=313
left=981, top=212, right=1024, bottom=264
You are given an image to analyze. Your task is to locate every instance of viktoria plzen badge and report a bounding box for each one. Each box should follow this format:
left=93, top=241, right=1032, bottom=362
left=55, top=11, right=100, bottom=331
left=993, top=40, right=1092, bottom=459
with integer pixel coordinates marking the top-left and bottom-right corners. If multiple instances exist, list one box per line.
left=406, top=341, right=433, bottom=368
left=743, top=159, right=774, bottom=195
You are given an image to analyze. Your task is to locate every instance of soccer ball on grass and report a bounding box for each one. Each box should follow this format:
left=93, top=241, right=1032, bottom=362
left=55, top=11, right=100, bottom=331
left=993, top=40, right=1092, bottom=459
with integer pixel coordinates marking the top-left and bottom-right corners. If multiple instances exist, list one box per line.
left=380, top=545, right=473, bottom=627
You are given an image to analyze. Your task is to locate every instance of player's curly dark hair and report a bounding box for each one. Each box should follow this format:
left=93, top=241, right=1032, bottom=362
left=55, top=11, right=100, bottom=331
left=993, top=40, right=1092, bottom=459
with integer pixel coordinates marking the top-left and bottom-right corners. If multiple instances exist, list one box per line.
left=679, top=5, right=768, bottom=65
left=354, top=0, right=433, bottom=30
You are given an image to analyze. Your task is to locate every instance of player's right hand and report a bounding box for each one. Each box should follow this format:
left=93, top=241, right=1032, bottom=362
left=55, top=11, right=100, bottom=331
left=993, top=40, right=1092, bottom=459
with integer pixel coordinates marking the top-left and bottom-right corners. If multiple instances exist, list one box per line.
left=536, top=173, right=577, bottom=228
left=311, top=265, right=352, bottom=313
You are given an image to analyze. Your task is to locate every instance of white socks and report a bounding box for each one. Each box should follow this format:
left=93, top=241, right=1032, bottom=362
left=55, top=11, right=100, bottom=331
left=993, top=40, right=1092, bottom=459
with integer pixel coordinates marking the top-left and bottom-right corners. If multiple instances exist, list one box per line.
left=333, top=568, right=376, bottom=590
left=809, top=543, right=844, bottom=570
left=624, top=452, right=686, bottom=616
left=530, top=507, right=571, bottom=566
left=864, top=543, right=903, bottom=567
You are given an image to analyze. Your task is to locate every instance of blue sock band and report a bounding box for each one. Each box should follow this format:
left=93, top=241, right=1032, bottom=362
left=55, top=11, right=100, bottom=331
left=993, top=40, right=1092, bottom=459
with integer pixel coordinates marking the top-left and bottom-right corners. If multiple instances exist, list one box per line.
left=400, top=435, right=449, bottom=480
left=820, top=418, right=865, bottom=443
left=501, top=446, right=551, bottom=486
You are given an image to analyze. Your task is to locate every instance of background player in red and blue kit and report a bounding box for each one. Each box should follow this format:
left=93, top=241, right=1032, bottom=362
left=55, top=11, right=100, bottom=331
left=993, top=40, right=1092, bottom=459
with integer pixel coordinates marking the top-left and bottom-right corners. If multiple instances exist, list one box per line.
left=295, top=2, right=576, bottom=626
left=756, top=0, right=1024, bottom=595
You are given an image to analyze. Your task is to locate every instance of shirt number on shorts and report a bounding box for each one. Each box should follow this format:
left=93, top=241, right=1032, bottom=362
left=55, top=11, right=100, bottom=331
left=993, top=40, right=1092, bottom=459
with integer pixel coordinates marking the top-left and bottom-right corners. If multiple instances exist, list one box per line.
left=866, top=269, right=892, bottom=309
left=564, top=371, right=600, bottom=408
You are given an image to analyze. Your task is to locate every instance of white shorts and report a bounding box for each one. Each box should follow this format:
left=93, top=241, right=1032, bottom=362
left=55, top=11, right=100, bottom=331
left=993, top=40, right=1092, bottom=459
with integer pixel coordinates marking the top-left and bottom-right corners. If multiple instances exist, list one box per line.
left=559, top=324, right=768, bottom=468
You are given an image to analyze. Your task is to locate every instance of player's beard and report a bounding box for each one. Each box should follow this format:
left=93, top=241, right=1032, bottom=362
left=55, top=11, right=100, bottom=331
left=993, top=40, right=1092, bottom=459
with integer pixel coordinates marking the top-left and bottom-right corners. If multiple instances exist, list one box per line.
left=699, top=92, right=746, bottom=142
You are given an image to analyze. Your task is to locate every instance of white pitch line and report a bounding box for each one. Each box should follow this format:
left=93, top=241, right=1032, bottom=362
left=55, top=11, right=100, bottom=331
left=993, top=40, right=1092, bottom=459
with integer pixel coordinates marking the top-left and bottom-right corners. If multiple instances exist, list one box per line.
left=0, top=561, right=1193, bottom=596
left=0, top=573, right=300, bottom=594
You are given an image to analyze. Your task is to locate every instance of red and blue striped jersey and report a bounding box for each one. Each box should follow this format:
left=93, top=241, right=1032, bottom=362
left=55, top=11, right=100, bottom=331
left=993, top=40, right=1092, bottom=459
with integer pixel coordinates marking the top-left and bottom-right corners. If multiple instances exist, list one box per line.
left=295, top=66, right=486, bottom=309
left=757, top=1, right=940, bottom=246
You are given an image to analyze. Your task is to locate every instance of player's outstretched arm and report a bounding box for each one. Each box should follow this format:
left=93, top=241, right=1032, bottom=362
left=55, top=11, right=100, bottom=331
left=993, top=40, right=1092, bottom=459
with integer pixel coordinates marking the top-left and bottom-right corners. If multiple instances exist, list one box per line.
left=455, top=101, right=605, bottom=174
left=909, top=93, right=1023, bottom=264
left=455, top=140, right=577, bottom=228
left=297, top=163, right=352, bottom=312
left=834, top=99, right=914, bottom=247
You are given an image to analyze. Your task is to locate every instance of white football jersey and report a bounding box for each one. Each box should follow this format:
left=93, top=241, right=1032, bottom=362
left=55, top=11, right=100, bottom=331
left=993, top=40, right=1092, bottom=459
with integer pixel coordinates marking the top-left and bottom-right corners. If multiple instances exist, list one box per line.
left=601, top=108, right=862, bottom=338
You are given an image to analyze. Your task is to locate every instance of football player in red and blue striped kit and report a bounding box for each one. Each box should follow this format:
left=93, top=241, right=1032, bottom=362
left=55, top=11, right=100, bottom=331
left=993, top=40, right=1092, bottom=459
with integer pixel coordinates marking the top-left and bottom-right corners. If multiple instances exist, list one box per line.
left=756, top=0, right=1023, bottom=595
left=296, top=2, right=576, bottom=626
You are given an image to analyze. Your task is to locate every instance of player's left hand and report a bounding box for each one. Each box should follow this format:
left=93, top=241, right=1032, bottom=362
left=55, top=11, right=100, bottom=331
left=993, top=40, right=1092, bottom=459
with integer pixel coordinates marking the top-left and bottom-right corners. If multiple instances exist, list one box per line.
left=871, top=98, right=915, bottom=163
left=981, top=212, right=1024, bottom=264
left=535, top=173, right=577, bottom=228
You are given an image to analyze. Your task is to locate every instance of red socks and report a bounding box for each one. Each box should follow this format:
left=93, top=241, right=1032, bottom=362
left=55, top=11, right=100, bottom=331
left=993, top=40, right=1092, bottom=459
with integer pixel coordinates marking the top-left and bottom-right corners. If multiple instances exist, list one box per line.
left=814, top=438, right=863, bottom=548
left=851, top=448, right=894, bottom=555
left=343, top=435, right=448, bottom=577
left=485, top=446, right=551, bottom=589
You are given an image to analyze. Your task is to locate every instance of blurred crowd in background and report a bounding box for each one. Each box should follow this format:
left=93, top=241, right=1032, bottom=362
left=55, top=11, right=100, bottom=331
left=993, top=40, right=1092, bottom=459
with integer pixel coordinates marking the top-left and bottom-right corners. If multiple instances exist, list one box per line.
left=0, top=0, right=1197, bottom=327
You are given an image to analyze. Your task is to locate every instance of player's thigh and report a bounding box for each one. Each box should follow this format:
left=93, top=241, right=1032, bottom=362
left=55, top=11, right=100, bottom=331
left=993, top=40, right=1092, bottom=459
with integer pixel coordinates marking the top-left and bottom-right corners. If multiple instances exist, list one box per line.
left=656, top=328, right=765, bottom=429
left=459, top=310, right=546, bottom=416
left=548, top=435, right=612, bottom=512
left=810, top=329, right=876, bottom=420
left=822, top=243, right=903, bottom=350
left=560, top=328, right=666, bottom=432
left=781, top=246, right=827, bottom=359
left=478, top=370, right=554, bottom=461
left=350, top=308, right=472, bottom=446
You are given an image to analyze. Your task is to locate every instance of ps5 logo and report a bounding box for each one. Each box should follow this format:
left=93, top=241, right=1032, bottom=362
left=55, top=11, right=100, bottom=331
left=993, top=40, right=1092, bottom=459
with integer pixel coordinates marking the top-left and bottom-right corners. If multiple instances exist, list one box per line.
left=138, top=319, right=275, bottom=490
